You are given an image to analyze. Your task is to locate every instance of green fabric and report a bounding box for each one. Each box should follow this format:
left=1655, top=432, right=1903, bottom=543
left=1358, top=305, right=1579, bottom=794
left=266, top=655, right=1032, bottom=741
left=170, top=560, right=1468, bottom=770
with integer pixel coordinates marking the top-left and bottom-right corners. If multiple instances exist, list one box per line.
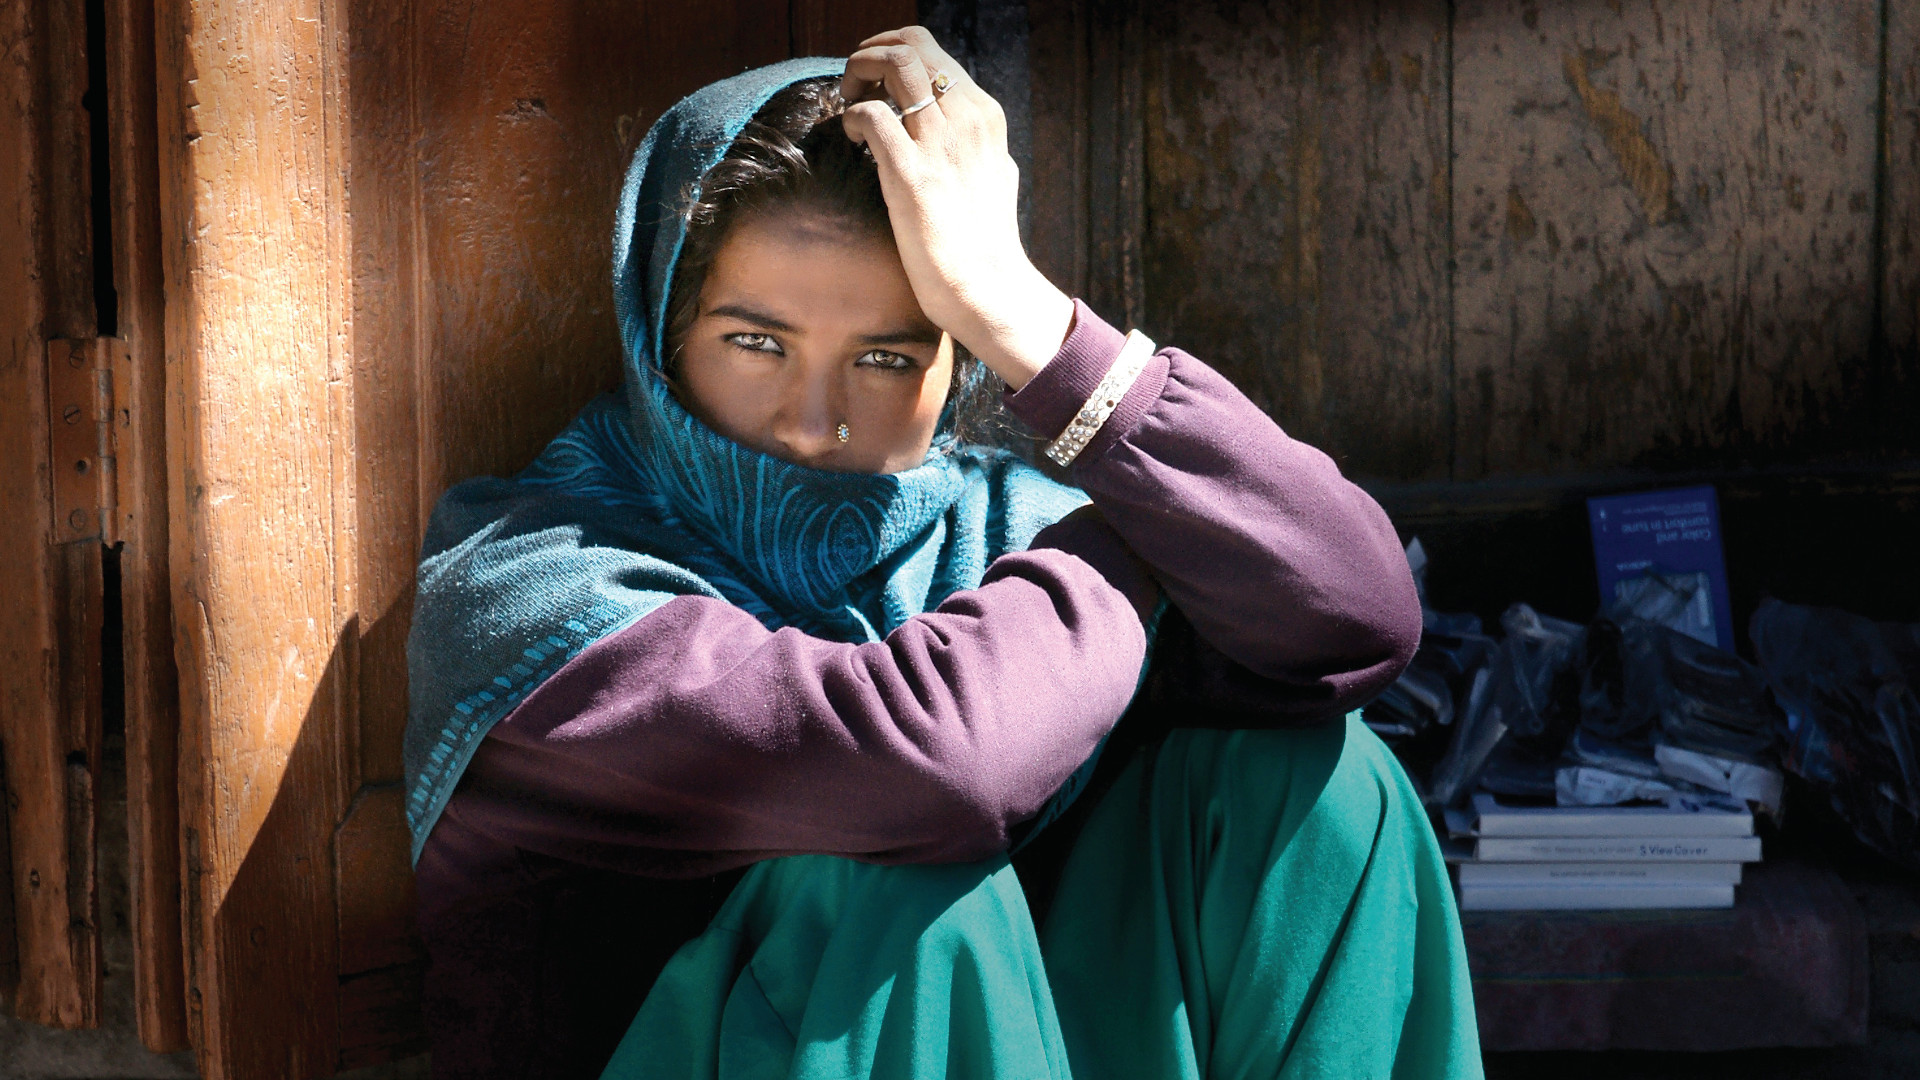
left=600, top=717, right=1483, bottom=1079
left=1040, top=718, right=1482, bottom=1080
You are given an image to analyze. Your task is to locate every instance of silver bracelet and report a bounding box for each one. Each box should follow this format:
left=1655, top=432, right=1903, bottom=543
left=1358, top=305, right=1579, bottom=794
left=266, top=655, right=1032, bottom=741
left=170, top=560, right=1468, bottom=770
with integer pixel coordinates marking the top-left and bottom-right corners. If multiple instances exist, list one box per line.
left=1042, top=329, right=1157, bottom=467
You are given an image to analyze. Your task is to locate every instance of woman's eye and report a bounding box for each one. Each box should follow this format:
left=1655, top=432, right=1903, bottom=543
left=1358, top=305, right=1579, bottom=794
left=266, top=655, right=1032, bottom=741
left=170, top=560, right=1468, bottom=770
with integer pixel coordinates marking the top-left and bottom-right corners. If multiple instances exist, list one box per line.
left=726, top=333, right=782, bottom=354
left=857, top=350, right=915, bottom=371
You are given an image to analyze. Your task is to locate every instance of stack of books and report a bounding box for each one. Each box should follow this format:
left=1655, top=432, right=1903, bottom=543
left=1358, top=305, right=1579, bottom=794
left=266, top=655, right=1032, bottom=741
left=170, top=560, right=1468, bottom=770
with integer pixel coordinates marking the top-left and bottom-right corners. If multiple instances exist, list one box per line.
left=1447, top=792, right=1761, bottom=911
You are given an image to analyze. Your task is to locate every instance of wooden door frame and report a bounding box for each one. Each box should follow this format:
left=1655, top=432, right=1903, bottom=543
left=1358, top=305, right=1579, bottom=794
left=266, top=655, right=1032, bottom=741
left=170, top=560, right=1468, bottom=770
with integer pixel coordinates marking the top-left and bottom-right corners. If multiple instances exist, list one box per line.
left=1, top=0, right=112, bottom=1032
left=0, top=0, right=187, bottom=1050
left=106, top=0, right=191, bottom=1051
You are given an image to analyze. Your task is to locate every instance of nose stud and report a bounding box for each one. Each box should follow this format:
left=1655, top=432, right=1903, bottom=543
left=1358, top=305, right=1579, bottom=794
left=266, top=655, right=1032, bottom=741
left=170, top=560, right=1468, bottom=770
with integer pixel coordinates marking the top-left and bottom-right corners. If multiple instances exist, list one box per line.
left=835, top=422, right=850, bottom=443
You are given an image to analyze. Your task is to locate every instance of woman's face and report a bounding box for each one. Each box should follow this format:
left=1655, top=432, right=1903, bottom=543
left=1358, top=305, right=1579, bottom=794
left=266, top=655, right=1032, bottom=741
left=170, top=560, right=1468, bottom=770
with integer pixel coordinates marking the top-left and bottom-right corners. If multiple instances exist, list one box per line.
left=672, top=211, right=954, bottom=474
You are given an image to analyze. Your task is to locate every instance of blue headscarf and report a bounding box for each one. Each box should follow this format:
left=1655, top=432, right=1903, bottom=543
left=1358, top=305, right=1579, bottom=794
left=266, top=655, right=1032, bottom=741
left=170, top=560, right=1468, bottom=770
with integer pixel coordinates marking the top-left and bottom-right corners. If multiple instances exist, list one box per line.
left=401, top=58, right=1100, bottom=863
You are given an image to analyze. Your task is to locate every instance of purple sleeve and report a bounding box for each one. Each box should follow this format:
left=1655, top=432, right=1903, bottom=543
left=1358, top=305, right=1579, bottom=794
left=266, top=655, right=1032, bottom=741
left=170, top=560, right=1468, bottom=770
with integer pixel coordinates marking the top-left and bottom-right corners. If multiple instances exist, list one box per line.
left=1005, top=299, right=1421, bottom=713
left=435, top=512, right=1158, bottom=877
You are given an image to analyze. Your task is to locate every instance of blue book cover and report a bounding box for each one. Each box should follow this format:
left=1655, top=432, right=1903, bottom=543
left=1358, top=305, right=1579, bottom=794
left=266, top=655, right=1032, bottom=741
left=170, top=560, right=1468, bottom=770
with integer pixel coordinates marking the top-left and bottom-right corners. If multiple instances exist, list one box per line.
left=1587, top=485, right=1734, bottom=651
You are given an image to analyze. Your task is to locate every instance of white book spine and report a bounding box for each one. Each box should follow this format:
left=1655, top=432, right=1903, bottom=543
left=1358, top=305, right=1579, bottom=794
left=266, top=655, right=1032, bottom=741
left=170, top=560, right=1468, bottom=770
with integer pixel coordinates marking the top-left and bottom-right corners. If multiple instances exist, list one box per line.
left=1457, top=883, right=1735, bottom=911
left=1471, top=835, right=1762, bottom=863
left=1456, top=861, right=1743, bottom=886
left=1471, top=793, right=1753, bottom=838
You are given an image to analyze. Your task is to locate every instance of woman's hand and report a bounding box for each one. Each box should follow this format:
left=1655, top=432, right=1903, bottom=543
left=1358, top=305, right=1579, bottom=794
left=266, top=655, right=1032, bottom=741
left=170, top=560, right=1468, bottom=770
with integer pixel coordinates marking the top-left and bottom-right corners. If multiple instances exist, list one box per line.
left=838, top=27, right=1073, bottom=392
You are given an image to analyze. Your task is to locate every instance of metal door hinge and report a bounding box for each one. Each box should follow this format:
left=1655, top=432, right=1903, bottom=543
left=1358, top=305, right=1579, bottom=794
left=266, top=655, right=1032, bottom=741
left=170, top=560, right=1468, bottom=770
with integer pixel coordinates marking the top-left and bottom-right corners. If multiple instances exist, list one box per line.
left=46, top=338, right=134, bottom=546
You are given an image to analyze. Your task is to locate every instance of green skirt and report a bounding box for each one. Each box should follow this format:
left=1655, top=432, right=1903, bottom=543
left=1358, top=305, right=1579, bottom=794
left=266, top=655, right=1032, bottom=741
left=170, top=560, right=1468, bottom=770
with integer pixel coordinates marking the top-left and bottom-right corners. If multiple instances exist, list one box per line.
left=600, top=716, right=1483, bottom=1079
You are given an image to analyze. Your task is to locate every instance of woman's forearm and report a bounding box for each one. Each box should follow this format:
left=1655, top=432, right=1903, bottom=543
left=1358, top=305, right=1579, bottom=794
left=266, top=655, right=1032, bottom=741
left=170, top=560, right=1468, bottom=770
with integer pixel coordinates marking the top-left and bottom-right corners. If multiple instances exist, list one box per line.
left=1006, top=300, right=1422, bottom=714
left=446, top=512, right=1156, bottom=876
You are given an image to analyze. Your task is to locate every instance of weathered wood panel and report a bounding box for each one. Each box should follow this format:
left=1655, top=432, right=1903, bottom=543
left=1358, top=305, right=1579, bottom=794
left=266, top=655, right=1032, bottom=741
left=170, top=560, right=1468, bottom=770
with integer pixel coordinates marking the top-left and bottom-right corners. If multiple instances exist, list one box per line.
left=49, top=541, right=105, bottom=1024
left=794, top=0, right=916, bottom=55
left=1026, top=0, right=1091, bottom=300
left=342, top=0, right=426, bottom=806
left=0, top=0, right=108, bottom=1030
left=1004, top=0, right=1148, bottom=329
left=155, top=0, right=353, bottom=1071
left=333, top=788, right=415, bottom=978
left=1138, top=0, right=1453, bottom=481
left=0, top=0, right=58, bottom=1011
left=415, top=0, right=790, bottom=498
left=1885, top=0, right=1920, bottom=454
left=334, top=961, right=426, bottom=1073
left=1452, top=0, right=1882, bottom=480
left=0, top=737, right=12, bottom=997
left=104, top=0, right=190, bottom=1050
left=1087, top=0, right=1146, bottom=331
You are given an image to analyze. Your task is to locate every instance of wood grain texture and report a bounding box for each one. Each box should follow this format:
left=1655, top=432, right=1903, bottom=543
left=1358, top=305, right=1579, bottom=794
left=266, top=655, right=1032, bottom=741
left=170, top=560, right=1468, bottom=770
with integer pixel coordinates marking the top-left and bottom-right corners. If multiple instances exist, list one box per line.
left=0, top=0, right=107, bottom=1029
left=1885, top=0, right=1920, bottom=454
left=155, top=0, right=352, bottom=1071
left=1026, top=0, right=1091, bottom=300
left=1087, top=0, right=1144, bottom=331
left=0, top=736, right=13, bottom=997
left=1005, top=0, right=1144, bottom=328
left=0, top=0, right=53, bottom=1017
left=1137, top=0, right=1452, bottom=481
left=334, top=961, right=426, bottom=1073
left=50, top=541, right=105, bottom=1027
left=343, top=0, right=427, bottom=800
left=331, top=789, right=425, bottom=1073
left=1452, top=0, right=1882, bottom=480
left=35, top=0, right=96, bottom=338
left=792, top=0, right=915, bottom=56
left=333, top=788, right=415, bottom=979
left=104, top=0, right=189, bottom=1050
left=414, top=0, right=789, bottom=495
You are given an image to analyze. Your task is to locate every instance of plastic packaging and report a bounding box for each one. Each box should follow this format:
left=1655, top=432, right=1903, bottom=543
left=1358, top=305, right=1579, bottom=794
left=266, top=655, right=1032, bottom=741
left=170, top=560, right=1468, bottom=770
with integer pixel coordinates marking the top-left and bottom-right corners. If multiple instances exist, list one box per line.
left=1750, top=598, right=1920, bottom=870
left=1653, top=744, right=1784, bottom=818
left=1428, top=604, right=1584, bottom=806
left=1365, top=539, right=1493, bottom=756
left=1652, top=627, right=1779, bottom=764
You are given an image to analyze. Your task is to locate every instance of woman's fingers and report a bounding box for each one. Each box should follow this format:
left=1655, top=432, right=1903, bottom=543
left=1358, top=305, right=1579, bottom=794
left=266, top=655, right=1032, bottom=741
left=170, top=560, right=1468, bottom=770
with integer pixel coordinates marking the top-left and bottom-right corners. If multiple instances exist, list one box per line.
left=850, top=28, right=1001, bottom=143
left=839, top=46, right=946, bottom=139
left=858, top=25, right=970, bottom=92
left=839, top=99, right=920, bottom=185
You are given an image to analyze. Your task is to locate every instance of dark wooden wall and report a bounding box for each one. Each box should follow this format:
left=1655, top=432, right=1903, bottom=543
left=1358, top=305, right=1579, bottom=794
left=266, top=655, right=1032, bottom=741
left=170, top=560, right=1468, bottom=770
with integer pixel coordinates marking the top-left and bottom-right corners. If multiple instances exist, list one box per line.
left=972, top=0, right=1920, bottom=629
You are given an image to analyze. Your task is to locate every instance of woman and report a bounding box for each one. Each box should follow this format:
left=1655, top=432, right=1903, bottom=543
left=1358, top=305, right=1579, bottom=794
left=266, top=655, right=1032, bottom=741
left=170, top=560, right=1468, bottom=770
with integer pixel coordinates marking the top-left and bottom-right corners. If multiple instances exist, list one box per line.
left=406, top=27, right=1481, bottom=1080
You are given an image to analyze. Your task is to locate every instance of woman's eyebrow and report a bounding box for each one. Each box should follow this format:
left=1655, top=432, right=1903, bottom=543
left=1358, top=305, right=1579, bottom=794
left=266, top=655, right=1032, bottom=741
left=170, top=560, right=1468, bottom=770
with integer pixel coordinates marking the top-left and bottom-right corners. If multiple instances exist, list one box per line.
left=858, top=326, right=943, bottom=347
left=706, top=303, right=798, bottom=333
left=707, top=303, right=939, bottom=347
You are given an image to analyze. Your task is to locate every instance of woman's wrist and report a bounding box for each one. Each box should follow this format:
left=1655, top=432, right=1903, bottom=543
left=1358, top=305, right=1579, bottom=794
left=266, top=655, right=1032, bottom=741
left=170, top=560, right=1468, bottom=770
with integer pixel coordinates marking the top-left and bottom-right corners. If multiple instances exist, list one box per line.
left=957, top=271, right=1075, bottom=391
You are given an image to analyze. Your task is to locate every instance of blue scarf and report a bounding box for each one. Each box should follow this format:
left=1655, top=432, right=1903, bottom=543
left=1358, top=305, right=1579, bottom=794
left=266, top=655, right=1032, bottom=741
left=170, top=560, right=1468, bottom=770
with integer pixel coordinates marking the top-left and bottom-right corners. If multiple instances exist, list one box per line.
left=401, top=58, right=1107, bottom=863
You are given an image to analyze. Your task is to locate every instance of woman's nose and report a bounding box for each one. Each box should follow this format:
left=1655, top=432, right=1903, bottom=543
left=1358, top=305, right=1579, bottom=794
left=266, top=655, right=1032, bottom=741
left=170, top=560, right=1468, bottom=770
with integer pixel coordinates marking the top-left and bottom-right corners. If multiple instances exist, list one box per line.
left=766, top=361, right=845, bottom=466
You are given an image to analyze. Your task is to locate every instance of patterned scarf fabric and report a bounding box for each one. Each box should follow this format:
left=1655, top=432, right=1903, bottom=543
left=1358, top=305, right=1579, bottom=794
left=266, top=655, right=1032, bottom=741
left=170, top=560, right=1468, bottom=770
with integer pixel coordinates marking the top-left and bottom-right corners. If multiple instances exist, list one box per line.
left=402, top=58, right=1094, bottom=862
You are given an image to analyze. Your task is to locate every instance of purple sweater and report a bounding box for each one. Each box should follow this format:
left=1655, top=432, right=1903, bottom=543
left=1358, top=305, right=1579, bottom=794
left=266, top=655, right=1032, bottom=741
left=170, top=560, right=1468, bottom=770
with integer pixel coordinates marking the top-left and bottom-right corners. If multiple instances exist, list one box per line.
left=415, top=302, right=1420, bottom=1078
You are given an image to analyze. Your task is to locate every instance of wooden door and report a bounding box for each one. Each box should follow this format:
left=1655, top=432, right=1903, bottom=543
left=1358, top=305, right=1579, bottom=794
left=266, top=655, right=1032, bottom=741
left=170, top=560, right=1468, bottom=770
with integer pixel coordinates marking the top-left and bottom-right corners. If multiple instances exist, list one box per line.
left=150, top=1, right=910, bottom=1076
